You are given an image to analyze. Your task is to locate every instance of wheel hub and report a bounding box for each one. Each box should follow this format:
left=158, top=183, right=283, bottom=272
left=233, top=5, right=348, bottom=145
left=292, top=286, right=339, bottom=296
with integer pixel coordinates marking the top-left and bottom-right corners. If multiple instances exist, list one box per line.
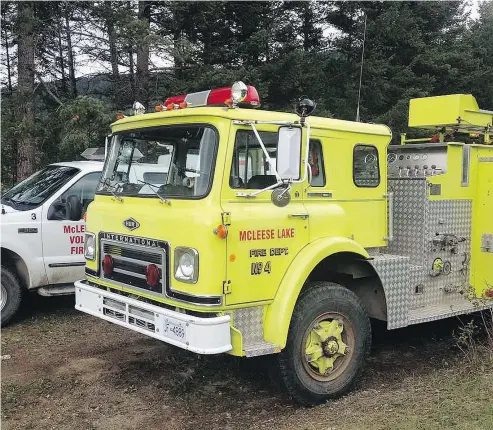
left=303, top=318, right=349, bottom=378
left=0, top=284, right=7, bottom=311
left=323, top=337, right=340, bottom=356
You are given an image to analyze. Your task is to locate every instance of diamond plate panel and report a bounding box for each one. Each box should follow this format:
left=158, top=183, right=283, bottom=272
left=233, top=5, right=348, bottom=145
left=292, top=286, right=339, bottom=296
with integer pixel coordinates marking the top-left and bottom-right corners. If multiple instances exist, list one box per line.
left=423, top=199, right=472, bottom=307
left=380, top=179, right=477, bottom=328
left=387, top=179, right=428, bottom=266
left=232, top=307, right=281, bottom=356
left=232, top=306, right=264, bottom=344
left=368, top=254, right=410, bottom=329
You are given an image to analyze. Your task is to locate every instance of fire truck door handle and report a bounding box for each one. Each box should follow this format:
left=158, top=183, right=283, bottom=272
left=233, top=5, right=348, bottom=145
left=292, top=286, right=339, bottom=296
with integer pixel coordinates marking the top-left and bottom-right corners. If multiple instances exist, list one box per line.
left=289, top=213, right=309, bottom=219
left=385, top=192, right=394, bottom=242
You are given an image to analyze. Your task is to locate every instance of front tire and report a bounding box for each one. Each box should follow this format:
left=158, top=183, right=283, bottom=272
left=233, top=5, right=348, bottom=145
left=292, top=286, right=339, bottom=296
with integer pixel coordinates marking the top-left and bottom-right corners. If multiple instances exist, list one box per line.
left=1, top=266, right=23, bottom=327
left=277, top=282, right=371, bottom=406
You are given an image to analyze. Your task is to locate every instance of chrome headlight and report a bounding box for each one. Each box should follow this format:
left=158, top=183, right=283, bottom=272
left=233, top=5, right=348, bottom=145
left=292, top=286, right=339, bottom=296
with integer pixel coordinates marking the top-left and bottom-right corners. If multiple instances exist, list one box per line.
left=84, top=233, right=96, bottom=261
left=174, top=247, right=198, bottom=283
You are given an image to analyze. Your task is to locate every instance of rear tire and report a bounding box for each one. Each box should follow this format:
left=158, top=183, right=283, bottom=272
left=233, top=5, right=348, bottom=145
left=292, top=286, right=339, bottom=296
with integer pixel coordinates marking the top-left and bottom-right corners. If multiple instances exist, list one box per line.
left=277, top=282, right=371, bottom=406
left=1, top=266, right=23, bottom=327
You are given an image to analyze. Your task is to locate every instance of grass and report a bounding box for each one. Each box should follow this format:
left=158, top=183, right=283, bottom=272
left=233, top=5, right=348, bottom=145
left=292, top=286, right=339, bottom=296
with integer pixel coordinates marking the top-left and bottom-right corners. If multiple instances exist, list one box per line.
left=273, top=352, right=493, bottom=430
left=2, top=299, right=493, bottom=430
left=454, top=309, right=493, bottom=365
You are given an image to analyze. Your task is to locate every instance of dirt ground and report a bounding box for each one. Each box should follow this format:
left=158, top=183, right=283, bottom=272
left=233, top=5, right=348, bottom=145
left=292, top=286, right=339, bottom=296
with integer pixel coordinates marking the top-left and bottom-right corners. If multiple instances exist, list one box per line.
left=1, top=295, right=493, bottom=430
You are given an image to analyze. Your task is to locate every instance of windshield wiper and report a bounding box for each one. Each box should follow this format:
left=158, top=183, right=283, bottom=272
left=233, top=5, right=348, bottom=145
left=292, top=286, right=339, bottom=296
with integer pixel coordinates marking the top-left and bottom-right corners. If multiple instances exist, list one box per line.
left=1, top=196, right=37, bottom=208
left=137, top=180, right=171, bottom=206
left=101, top=178, right=124, bottom=202
left=110, top=189, right=123, bottom=202
left=0, top=197, right=14, bottom=208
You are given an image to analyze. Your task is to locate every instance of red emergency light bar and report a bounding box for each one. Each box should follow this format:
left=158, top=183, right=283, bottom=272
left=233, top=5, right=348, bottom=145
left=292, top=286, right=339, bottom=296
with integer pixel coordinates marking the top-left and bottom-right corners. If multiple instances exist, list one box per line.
left=161, top=82, right=260, bottom=111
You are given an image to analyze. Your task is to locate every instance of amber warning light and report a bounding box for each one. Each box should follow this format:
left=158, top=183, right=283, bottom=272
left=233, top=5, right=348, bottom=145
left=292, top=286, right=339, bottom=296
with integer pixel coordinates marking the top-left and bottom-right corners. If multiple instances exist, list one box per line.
left=157, top=81, right=260, bottom=111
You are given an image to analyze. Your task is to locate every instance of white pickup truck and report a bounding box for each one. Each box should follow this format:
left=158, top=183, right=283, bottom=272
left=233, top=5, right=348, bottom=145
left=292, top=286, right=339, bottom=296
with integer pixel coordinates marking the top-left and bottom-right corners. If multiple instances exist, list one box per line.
left=1, top=159, right=104, bottom=326
left=0, top=149, right=178, bottom=326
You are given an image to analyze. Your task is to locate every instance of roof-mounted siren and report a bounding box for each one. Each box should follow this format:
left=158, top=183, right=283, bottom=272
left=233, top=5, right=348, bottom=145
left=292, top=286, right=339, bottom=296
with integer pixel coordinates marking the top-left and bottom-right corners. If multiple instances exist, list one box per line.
left=156, top=81, right=260, bottom=111
left=295, top=96, right=316, bottom=124
left=408, top=94, right=492, bottom=144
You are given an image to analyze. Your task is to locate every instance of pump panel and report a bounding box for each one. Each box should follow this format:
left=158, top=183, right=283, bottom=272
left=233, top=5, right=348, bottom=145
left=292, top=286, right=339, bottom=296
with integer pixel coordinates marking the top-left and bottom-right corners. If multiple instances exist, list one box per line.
left=387, top=144, right=448, bottom=179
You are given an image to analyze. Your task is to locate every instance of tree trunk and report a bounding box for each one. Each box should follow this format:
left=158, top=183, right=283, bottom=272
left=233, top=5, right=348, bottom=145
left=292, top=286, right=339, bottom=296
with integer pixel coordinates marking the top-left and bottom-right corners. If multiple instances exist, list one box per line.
left=302, top=3, right=312, bottom=52
left=64, top=2, right=77, bottom=98
left=16, top=1, right=37, bottom=181
left=3, top=27, right=13, bottom=93
left=173, top=29, right=183, bottom=80
left=58, top=24, right=67, bottom=94
left=108, top=20, right=119, bottom=80
left=129, top=49, right=135, bottom=101
left=136, top=0, right=150, bottom=107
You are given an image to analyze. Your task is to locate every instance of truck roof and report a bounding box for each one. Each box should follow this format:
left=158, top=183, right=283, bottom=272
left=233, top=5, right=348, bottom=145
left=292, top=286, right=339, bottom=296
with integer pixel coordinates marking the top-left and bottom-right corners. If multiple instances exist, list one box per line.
left=111, top=107, right=392, bottom=137
left=50, top=160, right=104, bottom=172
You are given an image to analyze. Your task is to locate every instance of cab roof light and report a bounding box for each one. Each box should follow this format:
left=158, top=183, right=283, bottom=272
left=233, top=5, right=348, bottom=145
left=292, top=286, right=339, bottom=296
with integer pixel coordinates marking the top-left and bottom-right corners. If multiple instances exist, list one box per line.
left=133, top=101, right=145, bottom=115
left=163, top=82, right=260, bottom=109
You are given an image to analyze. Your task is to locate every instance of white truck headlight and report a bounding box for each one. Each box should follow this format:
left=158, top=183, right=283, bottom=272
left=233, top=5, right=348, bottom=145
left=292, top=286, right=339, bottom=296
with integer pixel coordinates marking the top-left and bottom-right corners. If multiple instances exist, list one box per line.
left=84, top=233, right=96, bottom=260
left=174, top=247, right=198, bottom=283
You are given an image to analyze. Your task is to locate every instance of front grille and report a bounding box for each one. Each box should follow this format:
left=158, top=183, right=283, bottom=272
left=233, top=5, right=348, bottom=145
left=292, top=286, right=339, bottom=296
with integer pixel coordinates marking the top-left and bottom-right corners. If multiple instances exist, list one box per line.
left=100, top=237, right=166, bottom=295
left=103, top=308, right=125, bottom=321
left=103, top=244, right=162, bottom=264
left=129, top=316, right=155, bottom=332
left=101, top=294, right=156, bottom=332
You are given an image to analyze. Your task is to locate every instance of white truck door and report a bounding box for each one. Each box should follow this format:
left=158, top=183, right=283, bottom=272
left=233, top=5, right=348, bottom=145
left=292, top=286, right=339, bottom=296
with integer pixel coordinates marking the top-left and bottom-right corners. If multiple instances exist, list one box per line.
left=42, top=172, right=101, bottom=285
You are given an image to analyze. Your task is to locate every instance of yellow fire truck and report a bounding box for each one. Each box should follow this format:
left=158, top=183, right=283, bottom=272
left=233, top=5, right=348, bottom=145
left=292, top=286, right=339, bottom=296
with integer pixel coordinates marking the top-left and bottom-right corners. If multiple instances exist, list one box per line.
left=75, top=83, right=493, bottom=405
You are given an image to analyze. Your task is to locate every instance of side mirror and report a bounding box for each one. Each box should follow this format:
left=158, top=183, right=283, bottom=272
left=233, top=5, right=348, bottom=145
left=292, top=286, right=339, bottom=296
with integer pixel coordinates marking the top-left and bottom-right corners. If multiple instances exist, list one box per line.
left=47, top=201, right=66, bottom=220
left=65, top=195, right=82, bottom=221
left=277, top=126, right=302, bottom=180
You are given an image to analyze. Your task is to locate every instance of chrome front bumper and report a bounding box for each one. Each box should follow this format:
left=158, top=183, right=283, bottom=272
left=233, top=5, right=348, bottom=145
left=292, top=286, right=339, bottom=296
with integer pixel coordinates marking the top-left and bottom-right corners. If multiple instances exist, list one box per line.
left=75, top=280, right=232, bottom=354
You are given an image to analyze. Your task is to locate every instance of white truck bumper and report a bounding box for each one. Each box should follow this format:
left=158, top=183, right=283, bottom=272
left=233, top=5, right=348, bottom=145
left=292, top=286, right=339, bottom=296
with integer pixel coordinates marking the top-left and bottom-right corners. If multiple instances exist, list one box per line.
left=75, top=280, right=232, bottom=355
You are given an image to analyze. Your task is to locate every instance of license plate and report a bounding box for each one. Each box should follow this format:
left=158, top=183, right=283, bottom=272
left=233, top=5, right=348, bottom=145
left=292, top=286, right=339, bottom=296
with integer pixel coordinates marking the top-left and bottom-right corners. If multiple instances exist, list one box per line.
left=163, top=317, right=187, bottom=342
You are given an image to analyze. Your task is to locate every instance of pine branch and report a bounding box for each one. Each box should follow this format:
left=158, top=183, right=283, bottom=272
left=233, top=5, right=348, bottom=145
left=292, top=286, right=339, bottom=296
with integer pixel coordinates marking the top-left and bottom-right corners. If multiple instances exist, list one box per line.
left=34, top=69, right=64, bottom=106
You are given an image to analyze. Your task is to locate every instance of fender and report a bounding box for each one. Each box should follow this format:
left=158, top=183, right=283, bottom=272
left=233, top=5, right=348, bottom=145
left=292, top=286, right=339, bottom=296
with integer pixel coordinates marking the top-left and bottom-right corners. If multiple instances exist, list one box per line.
left=0, top=245, right=43, bottom=289
left=263, top=236, right=369, bottom=348
left=1, top=213, right=47, bottom=289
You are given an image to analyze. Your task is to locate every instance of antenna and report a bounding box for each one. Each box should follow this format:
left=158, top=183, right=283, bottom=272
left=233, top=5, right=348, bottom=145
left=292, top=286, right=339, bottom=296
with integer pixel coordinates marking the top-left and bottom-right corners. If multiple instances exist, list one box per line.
left=356, top=12, right=367, bottom=122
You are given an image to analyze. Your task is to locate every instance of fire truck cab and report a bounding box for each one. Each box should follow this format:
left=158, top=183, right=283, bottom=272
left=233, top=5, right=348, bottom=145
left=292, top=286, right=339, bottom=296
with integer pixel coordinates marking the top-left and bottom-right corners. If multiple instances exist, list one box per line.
left=75, top=85, right=493, bottom=405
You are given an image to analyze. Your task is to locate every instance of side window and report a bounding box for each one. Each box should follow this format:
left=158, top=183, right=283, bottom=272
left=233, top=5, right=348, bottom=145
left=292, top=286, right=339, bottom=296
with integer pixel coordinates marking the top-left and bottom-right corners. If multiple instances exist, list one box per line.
left=230, top=130, right=278, bottom=189
left=60, top=172, right=102, bottom=217
left=353, top=145, right=380, bottom=188
left=308, top=140, right=325, bottom=187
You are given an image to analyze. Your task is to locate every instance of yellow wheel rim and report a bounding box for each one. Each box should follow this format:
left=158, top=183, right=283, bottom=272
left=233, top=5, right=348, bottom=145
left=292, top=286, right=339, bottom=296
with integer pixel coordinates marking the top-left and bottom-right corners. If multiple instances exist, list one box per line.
left=301, top=312, right=355, bottom=381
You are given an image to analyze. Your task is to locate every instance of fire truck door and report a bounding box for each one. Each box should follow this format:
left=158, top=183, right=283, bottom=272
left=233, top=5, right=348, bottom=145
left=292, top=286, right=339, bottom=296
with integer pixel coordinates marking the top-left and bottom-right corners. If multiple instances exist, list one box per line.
left=222, top=128, right=309, bottom=305
left=476, top=159, right=493, bottom=291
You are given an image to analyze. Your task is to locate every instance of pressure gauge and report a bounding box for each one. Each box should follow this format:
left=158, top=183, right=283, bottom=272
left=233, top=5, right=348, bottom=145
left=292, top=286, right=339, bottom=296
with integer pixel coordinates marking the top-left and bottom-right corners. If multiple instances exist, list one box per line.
left=387, top=152, right=397, bottom=164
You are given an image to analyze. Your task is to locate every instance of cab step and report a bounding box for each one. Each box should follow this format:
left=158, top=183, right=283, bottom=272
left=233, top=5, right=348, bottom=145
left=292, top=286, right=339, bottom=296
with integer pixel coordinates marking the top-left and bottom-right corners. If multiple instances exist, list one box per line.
left=409, top=299, right=493, bottom=325
left=243, top=341, right=281, bottom=357
left=37, top=284, right=75, bottom=297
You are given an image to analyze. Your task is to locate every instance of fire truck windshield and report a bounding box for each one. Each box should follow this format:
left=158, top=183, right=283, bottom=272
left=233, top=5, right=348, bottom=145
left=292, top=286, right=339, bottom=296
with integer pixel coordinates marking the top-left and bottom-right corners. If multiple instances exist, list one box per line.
left=97, top=125, right=218, bottom=199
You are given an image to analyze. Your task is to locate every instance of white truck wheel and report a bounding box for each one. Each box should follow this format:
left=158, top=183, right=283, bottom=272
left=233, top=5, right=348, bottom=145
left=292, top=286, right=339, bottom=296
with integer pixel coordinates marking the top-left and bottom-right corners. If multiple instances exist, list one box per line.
left=1, top=266, right=23, bottom=327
